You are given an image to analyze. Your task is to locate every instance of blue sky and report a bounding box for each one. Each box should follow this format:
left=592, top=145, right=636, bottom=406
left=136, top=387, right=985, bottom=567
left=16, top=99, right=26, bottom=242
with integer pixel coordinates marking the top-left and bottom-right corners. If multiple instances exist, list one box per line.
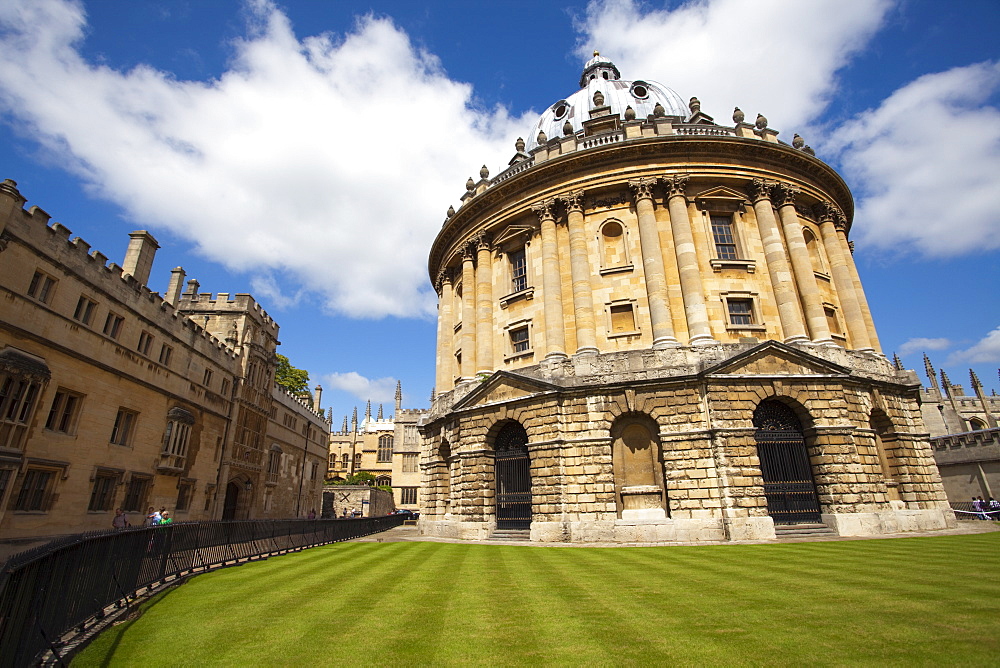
left=1, top=0, right=998, bottom=423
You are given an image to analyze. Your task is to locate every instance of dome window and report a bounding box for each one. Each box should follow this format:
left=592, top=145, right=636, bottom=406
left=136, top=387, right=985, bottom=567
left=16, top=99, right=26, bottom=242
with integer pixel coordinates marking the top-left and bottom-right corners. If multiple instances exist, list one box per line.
left=552, top=101, right=569, bottom=120
left=630, top=82, right=649, bottom=100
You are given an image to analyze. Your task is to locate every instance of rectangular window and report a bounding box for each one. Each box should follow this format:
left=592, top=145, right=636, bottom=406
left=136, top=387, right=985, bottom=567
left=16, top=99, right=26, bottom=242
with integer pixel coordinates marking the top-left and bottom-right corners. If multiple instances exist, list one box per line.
left=45, top=389, right=83, bottom=434
left=221, top=378, right=230, bottom=396
left=0, top=375, right=41, bottom=450
left=73, top=295, right=97, bottom=325
left=400, top=487, right=417, bottom=505
left=162, top=420, right=191, bottom=461
left=203, top=368, right=213, bottom=387
left=510, top=326, right=530, bottom=353
left=137, top=331, right=154, bottom=356
left=711, top=215, right=738, bottom=260
left=14, top=468, right=54, bottom=511
left=158, top=344, right=173, bottom=366
left=103, top=312, right=124, bottom=339
left=509, top=248, right=527, bottom=292
left=825, top=307, right=842, bottom=336
left=88, top=471, right=119, bottom=512
left=402, top=453, right=418, bottom=473
left=27, top=270, right=57, bottom=304
left=727, top=299, right=754, bottom=326
left=110, top=408, right=137, bottom=446
left=176, top=481, right=192, bottom=511
left=610, top=304, right=636, bottom=334
left=122, top=475, right=151, bottom=513
left=403, top=424, right=419, bottom=444
left=311, top=462, right=318, bottom=481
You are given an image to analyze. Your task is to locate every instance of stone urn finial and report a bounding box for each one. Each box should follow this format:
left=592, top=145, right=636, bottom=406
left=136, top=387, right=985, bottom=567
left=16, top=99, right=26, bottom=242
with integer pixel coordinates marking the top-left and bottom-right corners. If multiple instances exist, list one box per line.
left=515, top=137, right=525, bottom=152
left=537, top=129, right=547, bottom=144
left=755, top=113, right=768, bottom=130
left=624, top=105, right=636, bottom=121
left=480, top=165, right=489, bottom=179
left=446, top=205, right=455, bottom=218
left=563, top=120, right=573, bottom=136
left=466, top=177, right=475, bottom=191
left=792, top=133, right=805, bottom=149
left=733, top=107, right=745, bottom=124
left=593, top=90, right=605, bottom=107
left=653, top=102, right=665, bottom=117
left=689, top=97, right=701, bottom=114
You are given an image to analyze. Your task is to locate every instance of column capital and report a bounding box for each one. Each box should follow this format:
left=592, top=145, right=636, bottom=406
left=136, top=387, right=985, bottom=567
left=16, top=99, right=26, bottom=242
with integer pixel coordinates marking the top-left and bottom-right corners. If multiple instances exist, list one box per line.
left=746, top=178, right=774, bottom=203
left=662, top=174, right=690, bottom=199
left=559, top=190, right=586, bottom=215
left=473, top=230, right=492, bottom=252
left=813, top=200, right=837, bottom=223
left=434, top=267, right=453, bottom=293
left=628, top=177, right=658, bottom=202
left=460, top=240, right=477, bottom=260
left=770, top=182, right=799, bottom=208
left=531, top=198, right=559, bottom=222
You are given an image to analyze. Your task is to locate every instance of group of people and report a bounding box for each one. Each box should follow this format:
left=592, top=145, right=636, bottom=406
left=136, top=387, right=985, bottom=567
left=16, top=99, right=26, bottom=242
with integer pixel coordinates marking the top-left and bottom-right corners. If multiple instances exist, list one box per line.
left=110, top=506, right=175, bottom=529
left=971, top=496, right=999, bottom=520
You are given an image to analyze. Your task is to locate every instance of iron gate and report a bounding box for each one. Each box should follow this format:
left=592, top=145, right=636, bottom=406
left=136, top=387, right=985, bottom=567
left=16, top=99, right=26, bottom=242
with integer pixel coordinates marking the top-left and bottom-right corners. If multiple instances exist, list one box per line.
left=753, top=401, right=822, bottom=524
left=494, top=422, right=531, bottom=529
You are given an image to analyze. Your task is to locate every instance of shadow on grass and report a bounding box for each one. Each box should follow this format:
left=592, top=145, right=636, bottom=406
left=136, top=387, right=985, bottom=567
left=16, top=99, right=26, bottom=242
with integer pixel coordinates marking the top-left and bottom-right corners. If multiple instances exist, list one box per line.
left=72, top=581, right=187, bottom=667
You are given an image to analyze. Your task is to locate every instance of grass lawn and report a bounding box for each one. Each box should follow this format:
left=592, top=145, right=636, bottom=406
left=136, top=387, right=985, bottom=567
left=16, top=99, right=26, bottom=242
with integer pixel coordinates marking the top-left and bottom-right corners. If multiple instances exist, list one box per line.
left=74, top=532, right=1000, bottom=667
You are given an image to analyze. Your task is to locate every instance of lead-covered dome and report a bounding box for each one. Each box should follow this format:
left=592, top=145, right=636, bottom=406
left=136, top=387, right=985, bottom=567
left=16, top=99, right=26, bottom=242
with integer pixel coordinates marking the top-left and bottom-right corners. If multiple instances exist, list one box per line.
left=526, top=52, right=687, bottom=150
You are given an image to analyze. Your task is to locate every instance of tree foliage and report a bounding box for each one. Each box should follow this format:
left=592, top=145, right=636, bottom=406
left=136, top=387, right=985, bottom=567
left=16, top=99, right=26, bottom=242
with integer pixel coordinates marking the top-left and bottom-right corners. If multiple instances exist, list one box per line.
left=274, top=353, right=310, bottom=393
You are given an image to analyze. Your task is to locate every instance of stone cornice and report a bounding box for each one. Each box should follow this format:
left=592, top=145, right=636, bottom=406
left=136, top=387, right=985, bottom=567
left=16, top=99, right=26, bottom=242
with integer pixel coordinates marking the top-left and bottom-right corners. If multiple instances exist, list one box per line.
left=429, top=135, right=855, bottom=279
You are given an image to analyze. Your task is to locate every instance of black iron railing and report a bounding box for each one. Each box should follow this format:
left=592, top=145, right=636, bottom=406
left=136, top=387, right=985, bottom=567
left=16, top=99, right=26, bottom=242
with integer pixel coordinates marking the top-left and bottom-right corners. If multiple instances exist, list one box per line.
left=0, top=516, right=405, bottom=667
left=951, top=501, right=1000, bottom=520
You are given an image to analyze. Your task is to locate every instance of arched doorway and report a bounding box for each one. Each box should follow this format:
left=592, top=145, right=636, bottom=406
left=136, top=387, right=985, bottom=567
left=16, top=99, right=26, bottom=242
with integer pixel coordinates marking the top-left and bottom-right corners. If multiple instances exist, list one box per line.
left=222, top=481, right=240, bottom=520
left=753, top=400, right=821, bottom=524
left=493, top=422, right=531, bottom=529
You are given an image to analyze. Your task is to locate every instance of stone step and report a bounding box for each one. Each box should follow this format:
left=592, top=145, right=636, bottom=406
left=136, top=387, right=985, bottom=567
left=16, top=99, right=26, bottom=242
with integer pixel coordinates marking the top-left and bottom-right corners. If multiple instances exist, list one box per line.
left=774, top=523, right=836, bottom=538
left=489, top=529, right=531, bottom=542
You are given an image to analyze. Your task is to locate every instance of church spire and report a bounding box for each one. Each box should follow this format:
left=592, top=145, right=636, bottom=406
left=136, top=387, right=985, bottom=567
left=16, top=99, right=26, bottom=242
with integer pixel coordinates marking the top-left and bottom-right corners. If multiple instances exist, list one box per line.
left=377, top=403, right=384, bottom=420
left=395, top=380, right=402, bottom=414
left=365, top=399, right=371, bottom=421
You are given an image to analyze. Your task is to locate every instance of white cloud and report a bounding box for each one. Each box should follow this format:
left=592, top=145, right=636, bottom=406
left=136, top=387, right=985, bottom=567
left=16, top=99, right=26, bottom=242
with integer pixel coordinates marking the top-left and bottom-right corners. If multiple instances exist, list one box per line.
left=897, top=337, right=951, bottom=357
left=948, top=327, right=1000, bottom=365
left=825, top=62, right=1000, bottom=256
left=577, top=0, right=892, bottom=131
left=0, top=0, right=526, bottom=319
left=323, top=371, right=397, bottom=403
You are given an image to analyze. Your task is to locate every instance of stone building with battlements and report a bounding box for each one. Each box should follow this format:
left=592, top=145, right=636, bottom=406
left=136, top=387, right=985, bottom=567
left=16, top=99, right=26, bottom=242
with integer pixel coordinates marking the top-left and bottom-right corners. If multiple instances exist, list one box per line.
left=418, top=54, right=954, bottom=543
left=0, top=179, right=327, bottom=541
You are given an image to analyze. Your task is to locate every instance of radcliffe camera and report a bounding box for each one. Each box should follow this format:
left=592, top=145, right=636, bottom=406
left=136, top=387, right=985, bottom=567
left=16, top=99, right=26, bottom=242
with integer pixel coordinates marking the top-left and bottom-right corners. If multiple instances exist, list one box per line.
left=0, top=1, right=997, bottom=666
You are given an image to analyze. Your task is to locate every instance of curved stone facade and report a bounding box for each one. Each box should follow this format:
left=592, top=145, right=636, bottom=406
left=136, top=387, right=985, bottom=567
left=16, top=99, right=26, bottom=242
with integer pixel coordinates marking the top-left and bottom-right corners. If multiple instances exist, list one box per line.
left=421, top=59, right=953, bottom=543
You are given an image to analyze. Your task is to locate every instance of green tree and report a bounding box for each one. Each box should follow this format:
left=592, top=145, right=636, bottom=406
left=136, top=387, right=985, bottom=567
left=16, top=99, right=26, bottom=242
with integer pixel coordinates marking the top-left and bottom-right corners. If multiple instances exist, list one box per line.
left=346, top=471, right=376, bottom=486
left=274, top=353, right=310, bottom=393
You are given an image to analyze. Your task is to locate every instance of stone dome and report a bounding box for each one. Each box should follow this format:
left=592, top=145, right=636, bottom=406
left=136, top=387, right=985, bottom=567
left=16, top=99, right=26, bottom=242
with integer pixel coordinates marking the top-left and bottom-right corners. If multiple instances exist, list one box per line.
left=526, top=52, right=688, bottom=150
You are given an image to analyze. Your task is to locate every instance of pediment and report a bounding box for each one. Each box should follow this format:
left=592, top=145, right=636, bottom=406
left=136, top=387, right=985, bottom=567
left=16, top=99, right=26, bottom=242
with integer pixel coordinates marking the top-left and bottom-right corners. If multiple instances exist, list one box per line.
left=453, top=371, right=559, bottom=410
left=705, top=341, right=850, bottom=377
left=694, top=185, right=748, bottom=212
left=492, top=224, right=535, bottom=250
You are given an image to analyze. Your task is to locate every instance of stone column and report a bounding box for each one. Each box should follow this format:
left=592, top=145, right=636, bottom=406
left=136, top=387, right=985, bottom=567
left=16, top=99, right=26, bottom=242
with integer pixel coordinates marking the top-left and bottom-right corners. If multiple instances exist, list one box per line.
left=434, top=268, right=454, bottom=394
left=560, top=190, right=599, bottom=355
left=815, top=202, right=872, bottom=351
left=772, top=183, right=832, bottom=345
left=532, top=199, right=568, bottom=360
left=628, top=178, right=678, bottom=348
left=460, top=243, right=478, bottom=379
left=837, top=226, right=883, bottom=353
left=747, top=180, right=808, bottom=343
left=665, top=175, right=715, bottom=345
left=475, top=233, right=494, bottom=374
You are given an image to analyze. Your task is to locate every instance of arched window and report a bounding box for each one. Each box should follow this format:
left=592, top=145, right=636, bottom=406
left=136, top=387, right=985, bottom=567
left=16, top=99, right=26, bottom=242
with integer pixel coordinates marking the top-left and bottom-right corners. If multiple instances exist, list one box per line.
left=599, top=220, right=629, bottom=269
left=803, top=227, right=825, bottom=274
left=376, top=475, right=392, bottom=487
left=341, top=453, right=349, bottom=464
left=377, top=434, right=393, bottom=463
left=969, top=417, right=987, bottom=431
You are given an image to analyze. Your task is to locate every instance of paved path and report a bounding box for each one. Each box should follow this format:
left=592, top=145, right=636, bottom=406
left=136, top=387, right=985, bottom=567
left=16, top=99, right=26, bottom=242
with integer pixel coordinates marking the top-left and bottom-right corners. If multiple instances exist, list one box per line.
left=352, top=520, right=1000, bottom=547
